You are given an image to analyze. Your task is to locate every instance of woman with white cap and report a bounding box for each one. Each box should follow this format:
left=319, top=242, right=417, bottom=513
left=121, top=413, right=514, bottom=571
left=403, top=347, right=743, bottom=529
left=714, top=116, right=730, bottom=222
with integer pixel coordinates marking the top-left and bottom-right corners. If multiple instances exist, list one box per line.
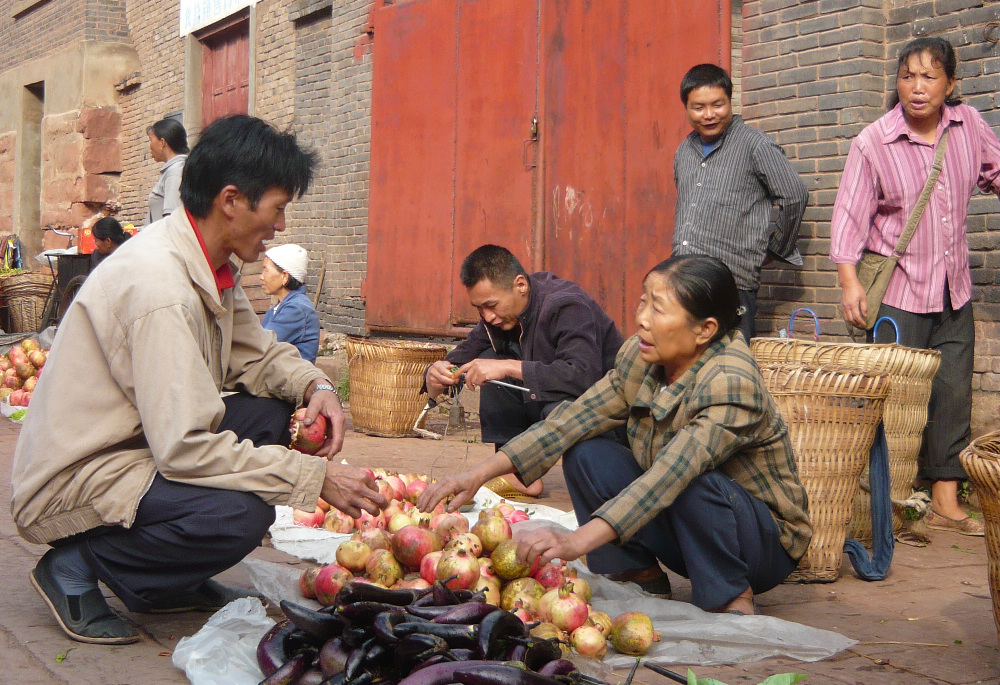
left=261, top=244, right=321, bottom=364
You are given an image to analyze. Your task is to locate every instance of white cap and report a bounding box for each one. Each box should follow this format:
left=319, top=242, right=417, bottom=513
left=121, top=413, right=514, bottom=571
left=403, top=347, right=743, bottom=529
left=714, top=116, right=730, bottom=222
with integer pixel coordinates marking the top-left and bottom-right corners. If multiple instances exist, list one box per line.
left=265, top=244, right=309, bottom=283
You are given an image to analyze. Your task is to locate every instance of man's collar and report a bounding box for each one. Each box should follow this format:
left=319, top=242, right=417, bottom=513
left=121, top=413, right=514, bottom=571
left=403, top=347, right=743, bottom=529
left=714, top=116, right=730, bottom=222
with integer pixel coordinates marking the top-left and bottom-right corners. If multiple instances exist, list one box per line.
left=184, top=208, right=235, bottom=295
left=515, top=273, right=539, bottom=330
left=687, top=114, right=743, bottom=150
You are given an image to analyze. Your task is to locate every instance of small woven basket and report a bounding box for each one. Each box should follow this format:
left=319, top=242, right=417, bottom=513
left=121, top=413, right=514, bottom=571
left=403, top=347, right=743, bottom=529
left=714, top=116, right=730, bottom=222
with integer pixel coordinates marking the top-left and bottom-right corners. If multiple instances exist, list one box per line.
left=752, top=312, right=940, bottom=543
left=959, top=433, right=1000, bottom=642
left=1, top=272, right=53, bottom=334
left=345, top=336, right=447, bottom=437
left=760, top=364, right=890, bottom=582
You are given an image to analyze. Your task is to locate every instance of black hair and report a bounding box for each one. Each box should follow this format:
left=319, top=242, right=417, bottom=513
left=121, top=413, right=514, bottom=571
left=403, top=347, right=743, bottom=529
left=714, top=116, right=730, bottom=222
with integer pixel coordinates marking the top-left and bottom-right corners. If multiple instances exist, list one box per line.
left=283, top=274, right=303, bottom=291
left=888, top=37, right=961, bottom=110
left=147, top=118, right=190, bottom=154
left=646, top=254, right=741, bottom=342
left=180, top=115, right=318, bottom=217
left=459, top=245, right=528, bottom=289
left=680, top=64, right=733, bottom=104
left=92, top=217, right=130, bottom=245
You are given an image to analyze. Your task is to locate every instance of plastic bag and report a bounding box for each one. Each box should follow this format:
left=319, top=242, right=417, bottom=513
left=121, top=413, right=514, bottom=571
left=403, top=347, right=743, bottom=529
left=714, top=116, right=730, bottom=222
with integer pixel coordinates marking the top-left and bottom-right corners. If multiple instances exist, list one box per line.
left=171, top=597, right=274, bottom=685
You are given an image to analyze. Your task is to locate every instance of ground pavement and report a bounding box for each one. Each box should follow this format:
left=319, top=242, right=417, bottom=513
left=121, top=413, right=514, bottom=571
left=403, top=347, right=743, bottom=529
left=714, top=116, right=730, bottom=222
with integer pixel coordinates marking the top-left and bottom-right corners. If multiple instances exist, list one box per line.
left=0, top=406, right=997, bottom=684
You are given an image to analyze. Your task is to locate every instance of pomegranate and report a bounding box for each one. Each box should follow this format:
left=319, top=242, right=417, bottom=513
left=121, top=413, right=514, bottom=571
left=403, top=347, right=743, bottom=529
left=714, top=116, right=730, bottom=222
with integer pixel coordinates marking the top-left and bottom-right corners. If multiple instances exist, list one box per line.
left=490, top=540, right=531, bottom=580
left=293, top=506, right=326, bottom=528
left=547, top=582, right=590, bottom=633
left=506, top=509, right=530, bottom=524
left=27, top=350, right=45, bottom=369
left=479, top=557, right=499, bottom=582
left=436, top=546, right=481, bottom=590
left=388, top=512, right=415, bottom=533
left=435, top=514, right=470, bottom=541
left=289, top=408, right=328, bottom=454
left=384, top=475, right=407, bottom=500
left=478, top=507, right=503, bottom=520
left=586, top=610, right=613, bottom=635
left=565, top=571, right=592, bottom=603
left=355, top=527, right=392, bottom=552
left=392, top=524, right=443, bottom=569
left=21, top=391, right=31, bottom=407
left=499, top=577, right=544, bottom=613
left=419, top=550, right=444, bottom=585
left=496, top=503, right=516, bottom=517
left=570, top=625, right=607, bottom=659
left=335, top=539, right=373, bottom=574
left=529, top=622, right=571, bottom=656
left=4, top=373, right=22, bottom=390
left=393, top=575, right=432, bottom=591
left=323, top=508, right=355, bottom=534
left=20, top=339, right=39, bottom=353
left=382, top=500, right=406, bottom=521
left=9, top=389, right=24, bottom=406
left=474, top=576, right=502, bottom=605
left=316, top=498, right=331, bottom=513
left=8, top=347, right=26, bottom=365
left=471, top=515, right=512, bottom=554
left=374, top=478, right=394, bottom=502
left=510, top=599, right=534, bottom=623
left=534, top=561, right=569, bottom=590
left=366, top=548, right=404, bottom=587
left=405, top=479, right=428, bottom=503
left=411, top=511, right=433, bottom=528
left=0, top=357, right=10, bottom=372
left=299, top=566, right=322, bottom=599
left=314, top=564, right=352, bottom=606
left=354, top=509, right=386, bottom=531
left=445, top=532, right=483, bottom=558
left=609, top=612, right=660, bottom=656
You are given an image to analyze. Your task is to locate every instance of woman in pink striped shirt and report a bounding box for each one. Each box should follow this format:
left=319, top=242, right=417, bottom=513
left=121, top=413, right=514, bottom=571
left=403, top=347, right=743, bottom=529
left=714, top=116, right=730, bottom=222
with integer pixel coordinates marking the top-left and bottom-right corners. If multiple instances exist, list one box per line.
left=831, top=37, right=1000, bottom=537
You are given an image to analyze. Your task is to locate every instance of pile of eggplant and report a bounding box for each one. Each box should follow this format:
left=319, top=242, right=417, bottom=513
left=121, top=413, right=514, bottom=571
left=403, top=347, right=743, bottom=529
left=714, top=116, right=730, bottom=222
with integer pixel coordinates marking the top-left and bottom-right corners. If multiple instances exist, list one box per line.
left=258, top=578, right=603, bottom=685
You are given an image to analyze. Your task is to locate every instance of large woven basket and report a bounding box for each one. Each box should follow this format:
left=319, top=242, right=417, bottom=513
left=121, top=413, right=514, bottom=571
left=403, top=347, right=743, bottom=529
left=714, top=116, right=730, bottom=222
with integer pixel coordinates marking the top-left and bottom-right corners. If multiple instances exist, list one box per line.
left=959, top=432, right=1000, bottom=642
left=751, top=313, right=940, bottom=542
left=1, top=272, right=52, bottom=333
left=345, top=336, right=447, bottom=437
left=760, top=364, right=890, bottom=582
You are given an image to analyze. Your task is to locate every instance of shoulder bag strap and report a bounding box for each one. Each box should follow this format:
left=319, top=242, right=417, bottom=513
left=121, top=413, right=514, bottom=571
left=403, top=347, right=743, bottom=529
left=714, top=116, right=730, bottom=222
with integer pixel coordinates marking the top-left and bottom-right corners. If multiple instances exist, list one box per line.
left=892, top=128, right=949, bottom=258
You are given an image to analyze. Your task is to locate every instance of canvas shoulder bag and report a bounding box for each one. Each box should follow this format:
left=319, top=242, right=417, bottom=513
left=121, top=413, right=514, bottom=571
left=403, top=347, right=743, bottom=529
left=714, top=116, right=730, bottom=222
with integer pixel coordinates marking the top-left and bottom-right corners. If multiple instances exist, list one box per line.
left=855, top=128, right=949, bottom=330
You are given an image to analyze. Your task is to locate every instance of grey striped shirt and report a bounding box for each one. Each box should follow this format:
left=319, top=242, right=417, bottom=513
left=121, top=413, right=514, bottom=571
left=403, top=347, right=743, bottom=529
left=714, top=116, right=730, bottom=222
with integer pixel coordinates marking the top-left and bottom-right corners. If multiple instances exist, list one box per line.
left=673, top=116, right=808, bottom=290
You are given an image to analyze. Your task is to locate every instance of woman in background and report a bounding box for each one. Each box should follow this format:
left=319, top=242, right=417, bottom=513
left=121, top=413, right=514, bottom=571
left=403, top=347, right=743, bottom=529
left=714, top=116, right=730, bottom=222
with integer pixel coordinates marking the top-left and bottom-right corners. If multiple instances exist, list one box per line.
left=261, top=244, right=321, bottom=364
left=91, top=217, right=131, bottom=268
left=146, top=119, right=189, bottom=224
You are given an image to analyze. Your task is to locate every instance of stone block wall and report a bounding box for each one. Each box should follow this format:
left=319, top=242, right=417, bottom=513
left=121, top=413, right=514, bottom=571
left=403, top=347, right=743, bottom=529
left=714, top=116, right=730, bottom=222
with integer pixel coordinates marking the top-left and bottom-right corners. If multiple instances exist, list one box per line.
left=0, top=133, right=14, bottom=236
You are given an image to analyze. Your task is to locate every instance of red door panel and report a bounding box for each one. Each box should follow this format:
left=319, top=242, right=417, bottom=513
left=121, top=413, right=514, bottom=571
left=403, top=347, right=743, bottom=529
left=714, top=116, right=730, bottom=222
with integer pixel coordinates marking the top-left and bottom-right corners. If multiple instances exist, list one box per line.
left=367, top=0, right=459, bottom=333
left=541, top=1, right=627, bottom=318
left=621, top=1, right=730, bottom=334
left=452, top=0, right=537, bottom=326
left=201, top=19, right=250, bottom=127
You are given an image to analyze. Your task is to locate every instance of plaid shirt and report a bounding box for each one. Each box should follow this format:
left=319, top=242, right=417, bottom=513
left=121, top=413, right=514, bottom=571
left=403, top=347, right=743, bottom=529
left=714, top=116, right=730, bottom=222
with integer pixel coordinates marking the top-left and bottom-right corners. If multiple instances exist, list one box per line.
left=502, top=331, right=812, bottom=560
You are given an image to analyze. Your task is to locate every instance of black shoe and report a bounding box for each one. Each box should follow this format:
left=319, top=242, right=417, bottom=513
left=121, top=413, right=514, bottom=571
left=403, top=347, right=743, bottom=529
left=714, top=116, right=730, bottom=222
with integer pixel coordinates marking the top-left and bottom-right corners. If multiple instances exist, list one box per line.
left=30, top=551, right=140, bottom=645
left=147, top=579, right=263, bottom=614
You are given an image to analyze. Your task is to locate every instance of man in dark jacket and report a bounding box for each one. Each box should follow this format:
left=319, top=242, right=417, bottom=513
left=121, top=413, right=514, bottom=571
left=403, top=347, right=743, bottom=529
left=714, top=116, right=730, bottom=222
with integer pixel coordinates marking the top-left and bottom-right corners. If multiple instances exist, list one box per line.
left=425, top=245, right=623, bottom=496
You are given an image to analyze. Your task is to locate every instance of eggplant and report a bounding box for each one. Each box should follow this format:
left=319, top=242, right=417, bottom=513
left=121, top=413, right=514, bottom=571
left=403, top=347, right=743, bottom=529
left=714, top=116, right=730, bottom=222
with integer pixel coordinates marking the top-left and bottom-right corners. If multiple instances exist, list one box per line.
left=394, top=632, right=452, bottom=670
left=345, top=638, right=376, bottom=681
left=339, top=601, right=411, bottom=625
left=341, top=624, right=373, bottom=648
left=320, top=637, right=352, bottom=676
left=535, top=659, right=577, bottom=676
left=504, top=642, right=528, bottom=663
left=337, top=581, right=429, bottom=606
left=522, top=638, right=562, bottom=671
left=405, top=604, right=457, bottom=620
left=392, top=621, right=478, bottom=649
left=259, top=648, right=314, bottom=685
left=452, top=664, right=565, bottom=685
left=294, top=668, right=327, bottom=685
left=258, top=620, right=298, bottom=677
left=453, top=589, right=486, bottom=603
left=443, top=648, right=475, bottom=661
left=373, top=609, right=411, bottom=643
left=281, top=600, right=349, bottom=644
left=476, top=610, right=529, bottom=660
left=431, top=603, right=498, bottom=625
left=395, top=660, right=511, bottom=685
left=432, top=578, right=461, bottom=606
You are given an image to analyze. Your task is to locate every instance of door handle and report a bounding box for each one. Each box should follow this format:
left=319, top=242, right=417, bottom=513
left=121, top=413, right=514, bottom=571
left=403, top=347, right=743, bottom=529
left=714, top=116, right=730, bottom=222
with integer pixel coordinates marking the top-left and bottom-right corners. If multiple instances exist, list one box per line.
left=523, top=117, right=539, bottom=169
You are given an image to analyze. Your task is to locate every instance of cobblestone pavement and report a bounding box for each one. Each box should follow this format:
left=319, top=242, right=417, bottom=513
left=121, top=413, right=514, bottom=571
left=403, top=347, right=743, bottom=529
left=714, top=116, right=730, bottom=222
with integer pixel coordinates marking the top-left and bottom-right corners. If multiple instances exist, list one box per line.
left=0, top=405, right=997, bottom=684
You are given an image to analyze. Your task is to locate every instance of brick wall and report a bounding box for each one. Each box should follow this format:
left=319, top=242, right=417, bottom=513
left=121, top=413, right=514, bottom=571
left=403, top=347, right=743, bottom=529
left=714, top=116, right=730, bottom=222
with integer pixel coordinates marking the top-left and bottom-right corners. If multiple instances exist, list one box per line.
left=742, top=0, right=1000, bottom=431
left=0, top=1, right=86, bottom=72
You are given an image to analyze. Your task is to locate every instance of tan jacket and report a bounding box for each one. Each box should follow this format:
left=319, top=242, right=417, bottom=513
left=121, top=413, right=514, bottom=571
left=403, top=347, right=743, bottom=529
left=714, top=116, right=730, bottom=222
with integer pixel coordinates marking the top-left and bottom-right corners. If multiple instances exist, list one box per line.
left=11, top=211, right=329, bottom=544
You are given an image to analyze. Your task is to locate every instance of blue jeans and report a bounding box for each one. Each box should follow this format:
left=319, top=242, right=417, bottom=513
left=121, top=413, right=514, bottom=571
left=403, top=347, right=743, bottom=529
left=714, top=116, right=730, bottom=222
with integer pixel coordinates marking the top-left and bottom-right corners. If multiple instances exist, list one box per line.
left=563, top=435, right=796, bottom=610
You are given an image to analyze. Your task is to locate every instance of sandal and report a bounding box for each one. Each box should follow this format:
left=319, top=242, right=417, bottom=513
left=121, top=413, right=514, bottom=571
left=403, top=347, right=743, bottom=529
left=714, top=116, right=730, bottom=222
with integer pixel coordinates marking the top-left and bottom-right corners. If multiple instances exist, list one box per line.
left=926, top=508, right=985, bottom=537
left=484, top=476, right=538, bottom=500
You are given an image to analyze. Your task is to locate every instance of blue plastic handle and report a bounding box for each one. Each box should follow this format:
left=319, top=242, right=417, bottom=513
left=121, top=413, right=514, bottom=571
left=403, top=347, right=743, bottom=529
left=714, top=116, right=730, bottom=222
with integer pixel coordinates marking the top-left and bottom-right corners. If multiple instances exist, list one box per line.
left=872, top=316, right=900, bottom=344
left=788, top=307, right=820, bottom=341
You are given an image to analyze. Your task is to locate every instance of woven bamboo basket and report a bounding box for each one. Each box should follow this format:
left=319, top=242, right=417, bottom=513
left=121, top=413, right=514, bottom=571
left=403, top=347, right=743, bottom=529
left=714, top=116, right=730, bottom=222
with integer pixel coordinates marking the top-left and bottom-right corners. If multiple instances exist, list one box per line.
left=959, top=432, right=1000, bottom=642
left=345, top=336, right=447, bottom=437
left=760, top=364, right=890, bottom=582
left=751, top=312, right=941, bottom=542
left=1, top=272, right=52, bottom=333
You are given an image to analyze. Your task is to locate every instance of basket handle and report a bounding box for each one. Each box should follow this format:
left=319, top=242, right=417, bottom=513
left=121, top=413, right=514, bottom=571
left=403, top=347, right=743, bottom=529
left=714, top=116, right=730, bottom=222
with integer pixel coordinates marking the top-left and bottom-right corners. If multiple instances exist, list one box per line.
left=872, top=316, right=900, bottom=344
left=787, top=308, right=820, bottom=341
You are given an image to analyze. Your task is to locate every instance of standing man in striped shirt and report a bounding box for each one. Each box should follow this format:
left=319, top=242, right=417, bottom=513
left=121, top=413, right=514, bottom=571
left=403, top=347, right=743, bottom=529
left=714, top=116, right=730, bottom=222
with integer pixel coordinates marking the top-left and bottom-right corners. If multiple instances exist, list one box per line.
left=673, top=64, right=808, bottom=341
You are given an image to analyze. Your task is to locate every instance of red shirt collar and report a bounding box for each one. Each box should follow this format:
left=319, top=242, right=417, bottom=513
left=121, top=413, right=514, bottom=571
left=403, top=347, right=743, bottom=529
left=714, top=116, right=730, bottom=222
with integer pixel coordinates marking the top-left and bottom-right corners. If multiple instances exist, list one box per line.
left=185, top=208, right=235, bottom=295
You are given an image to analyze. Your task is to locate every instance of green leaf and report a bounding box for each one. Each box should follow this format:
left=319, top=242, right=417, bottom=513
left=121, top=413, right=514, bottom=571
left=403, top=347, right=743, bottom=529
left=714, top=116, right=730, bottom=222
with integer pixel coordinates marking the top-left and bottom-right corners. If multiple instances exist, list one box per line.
left=758, top=674, right=809, bottom=685
left=687, top=671, right=729, bottom=685
left=10, top=409, right=26, bottom=421
left=954, top=639, right=963, bottom=645
left=951, top=544, right=976, bottom=554
left=55, top=647, right=76, bottom=662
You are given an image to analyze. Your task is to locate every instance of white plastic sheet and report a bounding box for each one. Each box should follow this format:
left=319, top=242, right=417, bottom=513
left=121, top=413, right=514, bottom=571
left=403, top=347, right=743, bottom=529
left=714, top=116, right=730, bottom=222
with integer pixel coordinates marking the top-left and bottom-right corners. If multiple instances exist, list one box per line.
left=171, top=597, right=274, bottom=685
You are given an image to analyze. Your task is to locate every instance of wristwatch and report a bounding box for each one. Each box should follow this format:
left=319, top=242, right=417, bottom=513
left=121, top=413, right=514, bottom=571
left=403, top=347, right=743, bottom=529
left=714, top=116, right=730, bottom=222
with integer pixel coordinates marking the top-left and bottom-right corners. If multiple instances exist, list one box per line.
left=312, top=382, right=342, bottom=407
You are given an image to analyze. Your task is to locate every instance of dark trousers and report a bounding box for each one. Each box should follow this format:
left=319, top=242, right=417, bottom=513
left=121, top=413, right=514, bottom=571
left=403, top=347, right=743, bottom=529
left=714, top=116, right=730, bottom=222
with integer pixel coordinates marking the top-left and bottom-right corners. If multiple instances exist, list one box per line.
left=738, top=289, right=757, bottom=342
left=563, top=435, right=796, bottom=611
left=64, top=393, right=293, bottom=613
left=872, top=299, right=974, bottom=481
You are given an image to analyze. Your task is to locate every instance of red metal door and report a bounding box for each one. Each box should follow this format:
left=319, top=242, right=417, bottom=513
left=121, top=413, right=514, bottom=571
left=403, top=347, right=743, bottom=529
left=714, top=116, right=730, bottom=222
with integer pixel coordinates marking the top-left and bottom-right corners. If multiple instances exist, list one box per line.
left=201, top=18, right=250, bottom=128
left=541, top=1, right=731, bottom=334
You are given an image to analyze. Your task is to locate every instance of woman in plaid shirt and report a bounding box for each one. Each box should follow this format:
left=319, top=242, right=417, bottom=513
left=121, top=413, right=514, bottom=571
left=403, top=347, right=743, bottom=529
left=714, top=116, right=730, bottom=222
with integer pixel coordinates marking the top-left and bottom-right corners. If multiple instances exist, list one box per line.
left=420, top=255, right=811, bottom=616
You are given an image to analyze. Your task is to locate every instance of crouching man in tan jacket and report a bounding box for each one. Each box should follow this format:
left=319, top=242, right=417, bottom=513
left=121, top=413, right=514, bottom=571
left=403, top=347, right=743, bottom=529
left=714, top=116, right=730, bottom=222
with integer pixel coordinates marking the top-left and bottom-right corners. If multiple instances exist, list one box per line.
left=10, top=115, right=387, bottom=644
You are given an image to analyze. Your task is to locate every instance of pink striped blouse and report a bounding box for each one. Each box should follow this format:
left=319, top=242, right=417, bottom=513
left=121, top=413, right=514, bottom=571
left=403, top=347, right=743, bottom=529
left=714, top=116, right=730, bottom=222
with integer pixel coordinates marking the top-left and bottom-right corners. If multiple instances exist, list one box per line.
left=830, top=103, right=1000, bottom=313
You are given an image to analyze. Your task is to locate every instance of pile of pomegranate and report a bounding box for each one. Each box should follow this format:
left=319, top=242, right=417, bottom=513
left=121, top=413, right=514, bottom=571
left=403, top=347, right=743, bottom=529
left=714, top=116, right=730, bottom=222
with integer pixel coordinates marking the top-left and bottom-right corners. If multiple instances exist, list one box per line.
left=0, top=338, right=47, bottom=408
left=297, top=500, right=660, bottom=661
